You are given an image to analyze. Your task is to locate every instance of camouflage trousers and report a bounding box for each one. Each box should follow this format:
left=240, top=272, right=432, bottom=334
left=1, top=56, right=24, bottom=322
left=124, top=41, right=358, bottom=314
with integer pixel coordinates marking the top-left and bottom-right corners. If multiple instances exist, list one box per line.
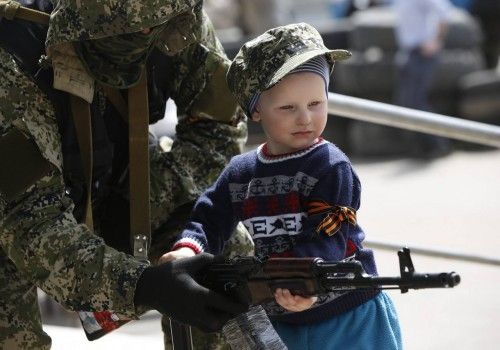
left=0, top=250, right=51, bottom=349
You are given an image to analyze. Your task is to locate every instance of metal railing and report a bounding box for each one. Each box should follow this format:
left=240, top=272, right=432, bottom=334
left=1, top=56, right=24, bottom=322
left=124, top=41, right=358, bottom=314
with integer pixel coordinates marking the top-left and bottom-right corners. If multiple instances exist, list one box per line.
left=366, top=240, right=500, bottom=266
left=327, top=93, right=500, bottom=266
left=328, top=93, right=500, bottom=148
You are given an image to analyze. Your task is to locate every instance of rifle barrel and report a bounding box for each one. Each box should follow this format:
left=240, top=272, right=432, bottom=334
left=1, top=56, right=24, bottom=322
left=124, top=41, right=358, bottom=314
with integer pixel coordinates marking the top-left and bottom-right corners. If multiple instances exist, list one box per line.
left=322, top=272, right=460, bottom=291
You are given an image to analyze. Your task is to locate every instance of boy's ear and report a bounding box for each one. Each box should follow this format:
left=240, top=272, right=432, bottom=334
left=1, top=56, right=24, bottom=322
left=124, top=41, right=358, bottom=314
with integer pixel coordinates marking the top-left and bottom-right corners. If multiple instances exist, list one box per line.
left=251, top=109, right=261, bottom=122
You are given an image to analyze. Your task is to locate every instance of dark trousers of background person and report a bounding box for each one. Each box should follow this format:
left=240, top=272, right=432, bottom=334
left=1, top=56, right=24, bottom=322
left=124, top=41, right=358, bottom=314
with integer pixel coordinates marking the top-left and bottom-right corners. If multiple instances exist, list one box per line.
left=471, top=0, right=500, bottom=69
left=395, top=49, right=451, bottom=158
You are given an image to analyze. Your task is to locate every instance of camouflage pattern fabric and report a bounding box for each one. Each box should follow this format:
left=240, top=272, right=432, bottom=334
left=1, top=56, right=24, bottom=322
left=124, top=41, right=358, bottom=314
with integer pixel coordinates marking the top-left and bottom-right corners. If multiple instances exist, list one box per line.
left=73, top=1, right=215, bottom=89
left=0, top=1, right=251, bottom=349
left=47, top=0, right=207, bottom=89
left=46, top=0, right=200, bottom=48
left=223, top=222, right=254, bottom=259
left=0, top=252, right=50, bottom=349
left=0, top=47, right=148, bottom=349
left=226, top=22, right=352, bottom=117
left=74, top=26, right=164, bottom=88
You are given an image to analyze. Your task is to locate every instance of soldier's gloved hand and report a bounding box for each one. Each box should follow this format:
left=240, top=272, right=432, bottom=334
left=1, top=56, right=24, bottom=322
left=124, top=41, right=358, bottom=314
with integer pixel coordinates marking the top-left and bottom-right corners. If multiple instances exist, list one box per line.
left=134, top=253, right=249, bottom=332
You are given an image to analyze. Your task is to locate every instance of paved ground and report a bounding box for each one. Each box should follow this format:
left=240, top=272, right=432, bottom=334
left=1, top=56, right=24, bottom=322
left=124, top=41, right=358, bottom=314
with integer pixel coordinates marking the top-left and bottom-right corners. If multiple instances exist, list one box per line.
left=42, top=147, right=500, bottom=349
left=44, top=312, right=163, bottom=349
left=353, top=148, right=500, bottom=350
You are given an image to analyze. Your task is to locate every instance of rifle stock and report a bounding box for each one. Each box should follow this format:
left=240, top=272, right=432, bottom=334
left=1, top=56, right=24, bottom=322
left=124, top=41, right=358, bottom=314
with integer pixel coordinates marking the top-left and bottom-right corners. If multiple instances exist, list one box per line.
left=198, top=248, right=461, bottom=305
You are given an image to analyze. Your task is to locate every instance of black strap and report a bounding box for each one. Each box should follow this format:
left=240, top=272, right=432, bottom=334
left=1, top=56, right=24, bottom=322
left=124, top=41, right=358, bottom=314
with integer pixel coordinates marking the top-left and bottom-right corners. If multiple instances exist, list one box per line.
left=69, top=96, right=94, bottom=229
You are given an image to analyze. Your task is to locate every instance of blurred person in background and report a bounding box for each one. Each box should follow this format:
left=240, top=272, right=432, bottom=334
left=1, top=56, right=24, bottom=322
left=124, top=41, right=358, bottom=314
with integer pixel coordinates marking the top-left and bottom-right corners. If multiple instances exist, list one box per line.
left=450, top=0, right=472, bottom=10
left=237, top=0, right=294, bottom=36
left=393, top=0, right=454, bottom=158
left=328, top=0, right=354, bottom=18
left=470, top=0, right=500, bottom=69
left=328, top=0, right=393, bottom=18
left=448, top=0, right=499, bottom=69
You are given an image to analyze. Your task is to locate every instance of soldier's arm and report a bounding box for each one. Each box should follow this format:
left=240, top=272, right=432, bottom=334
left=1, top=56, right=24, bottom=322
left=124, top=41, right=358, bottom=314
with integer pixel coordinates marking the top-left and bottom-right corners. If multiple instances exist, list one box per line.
left=155, top=4, right=243, bottom=124
left=0, top=48, right=147, bottom=319
left=149, top=7, right=247, bottom=231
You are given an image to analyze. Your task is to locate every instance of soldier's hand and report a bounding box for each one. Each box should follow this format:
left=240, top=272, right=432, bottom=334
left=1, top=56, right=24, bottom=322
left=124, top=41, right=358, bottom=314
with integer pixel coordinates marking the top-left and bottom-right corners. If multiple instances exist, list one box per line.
left=134, top=253, right=249, bottom=332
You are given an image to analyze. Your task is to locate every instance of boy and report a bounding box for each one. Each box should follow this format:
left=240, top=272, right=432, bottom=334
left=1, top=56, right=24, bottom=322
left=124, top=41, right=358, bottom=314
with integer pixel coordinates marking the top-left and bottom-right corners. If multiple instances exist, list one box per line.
left=161, top=23, right=402, bottom=349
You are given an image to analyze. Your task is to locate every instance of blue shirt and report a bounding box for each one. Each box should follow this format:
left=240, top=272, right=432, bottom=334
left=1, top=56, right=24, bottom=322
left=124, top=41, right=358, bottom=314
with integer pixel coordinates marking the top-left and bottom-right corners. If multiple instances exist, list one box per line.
left=394, top=0, right=453, bottom=50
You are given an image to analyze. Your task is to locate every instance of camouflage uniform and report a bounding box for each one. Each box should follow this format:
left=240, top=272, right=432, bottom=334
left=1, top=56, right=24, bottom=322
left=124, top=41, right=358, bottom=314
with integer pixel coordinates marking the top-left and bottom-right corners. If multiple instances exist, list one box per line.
left=0, top=0, right=252, bottom=349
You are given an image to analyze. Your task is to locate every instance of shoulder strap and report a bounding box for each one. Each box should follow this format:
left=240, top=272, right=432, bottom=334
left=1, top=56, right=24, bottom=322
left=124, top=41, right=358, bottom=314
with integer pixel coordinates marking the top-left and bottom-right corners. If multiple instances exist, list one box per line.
left=127, top=71, right=151, bottom=261
left=70, top=96, right=94, bottom=229
left=70, top=76, right=152, bottom=260
left=101, top=86, right=128, bottom=122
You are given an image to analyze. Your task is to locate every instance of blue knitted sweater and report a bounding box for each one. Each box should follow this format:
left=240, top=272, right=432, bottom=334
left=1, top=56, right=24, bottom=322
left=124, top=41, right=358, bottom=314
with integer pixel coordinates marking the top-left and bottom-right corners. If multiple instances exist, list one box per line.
left=174, top=139, right=379, bottom=324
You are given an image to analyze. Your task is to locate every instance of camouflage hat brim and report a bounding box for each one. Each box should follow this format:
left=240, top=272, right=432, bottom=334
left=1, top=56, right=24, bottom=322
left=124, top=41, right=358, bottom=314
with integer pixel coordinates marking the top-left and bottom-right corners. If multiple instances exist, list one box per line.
left=268, top=48, right=351, bottom=90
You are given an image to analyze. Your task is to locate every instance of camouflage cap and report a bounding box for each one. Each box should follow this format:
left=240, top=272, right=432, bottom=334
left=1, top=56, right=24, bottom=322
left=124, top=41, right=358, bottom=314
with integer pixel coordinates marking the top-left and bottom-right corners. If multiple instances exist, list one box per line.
left=227, top=22, right=351, bottom=117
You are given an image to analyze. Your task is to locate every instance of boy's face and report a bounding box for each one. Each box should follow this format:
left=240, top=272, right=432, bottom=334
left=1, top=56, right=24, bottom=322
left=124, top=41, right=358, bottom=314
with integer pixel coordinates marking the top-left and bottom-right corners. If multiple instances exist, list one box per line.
left=252, top=72, right=328, bottom=155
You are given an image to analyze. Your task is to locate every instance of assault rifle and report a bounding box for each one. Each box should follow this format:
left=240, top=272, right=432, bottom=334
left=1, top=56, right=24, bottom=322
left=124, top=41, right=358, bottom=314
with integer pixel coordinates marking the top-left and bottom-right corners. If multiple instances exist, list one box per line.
left=197, top=248, right=460, bottom=304
left=79, top=248, right=459, bottom=345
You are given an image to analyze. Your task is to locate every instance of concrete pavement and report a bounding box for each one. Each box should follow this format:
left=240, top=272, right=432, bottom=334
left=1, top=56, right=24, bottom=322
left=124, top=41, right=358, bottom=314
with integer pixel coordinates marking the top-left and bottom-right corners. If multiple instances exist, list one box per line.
left=352, top=147, right=500, bottom=350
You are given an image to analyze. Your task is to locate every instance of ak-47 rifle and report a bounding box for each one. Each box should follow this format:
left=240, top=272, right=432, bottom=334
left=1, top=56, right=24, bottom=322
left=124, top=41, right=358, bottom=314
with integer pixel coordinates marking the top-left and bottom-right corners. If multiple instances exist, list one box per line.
left=78, top=248, right=459, bottom=349
left=78, top=248, right=459, bottom=346
left=197, top=248, right=460, bottom=305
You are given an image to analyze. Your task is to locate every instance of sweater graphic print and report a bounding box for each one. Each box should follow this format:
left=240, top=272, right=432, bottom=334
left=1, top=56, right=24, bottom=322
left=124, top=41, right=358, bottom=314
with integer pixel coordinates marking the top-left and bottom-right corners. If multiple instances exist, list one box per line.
left=232, top=171, right=316, bottom=257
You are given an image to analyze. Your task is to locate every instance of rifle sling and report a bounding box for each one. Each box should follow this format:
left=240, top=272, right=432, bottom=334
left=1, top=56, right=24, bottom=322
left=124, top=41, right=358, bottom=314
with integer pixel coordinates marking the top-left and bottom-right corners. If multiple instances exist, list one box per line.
left=69, top=75, right=152, bottom=260
left=69, top=95, right=94, bottom=230
left=125, top=71, right=193, bottom=350
left=127, top=71, right=151, bottom=260
left=101, top=85, right=128, bottom=122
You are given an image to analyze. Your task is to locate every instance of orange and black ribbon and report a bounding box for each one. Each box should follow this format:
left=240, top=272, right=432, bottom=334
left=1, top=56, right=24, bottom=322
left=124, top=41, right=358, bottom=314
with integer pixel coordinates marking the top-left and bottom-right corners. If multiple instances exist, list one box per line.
left=307, top=200, right=357, bottom=236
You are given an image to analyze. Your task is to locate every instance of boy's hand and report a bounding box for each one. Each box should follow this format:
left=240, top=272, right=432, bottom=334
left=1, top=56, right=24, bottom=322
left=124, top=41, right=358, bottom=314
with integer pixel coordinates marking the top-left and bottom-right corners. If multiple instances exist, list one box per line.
left=159, top=247, right=196, bottom=264
left=274, top=288, right=318, bottom=312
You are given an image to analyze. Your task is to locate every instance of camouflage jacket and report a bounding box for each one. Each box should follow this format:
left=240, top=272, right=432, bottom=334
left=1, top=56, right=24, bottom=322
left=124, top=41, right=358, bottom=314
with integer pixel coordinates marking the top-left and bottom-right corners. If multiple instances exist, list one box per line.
left=0, top=1, right=247, bottom=348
